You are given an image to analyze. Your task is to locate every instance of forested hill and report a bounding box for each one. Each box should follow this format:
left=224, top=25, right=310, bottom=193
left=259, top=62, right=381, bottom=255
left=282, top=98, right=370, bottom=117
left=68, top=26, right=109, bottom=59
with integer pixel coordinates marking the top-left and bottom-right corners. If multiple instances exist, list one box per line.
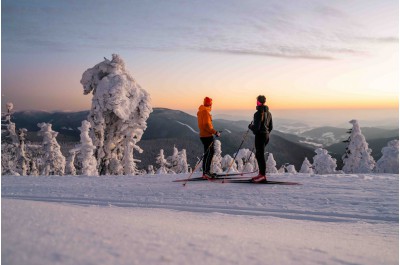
left=9, top=108, right=398, bottom=170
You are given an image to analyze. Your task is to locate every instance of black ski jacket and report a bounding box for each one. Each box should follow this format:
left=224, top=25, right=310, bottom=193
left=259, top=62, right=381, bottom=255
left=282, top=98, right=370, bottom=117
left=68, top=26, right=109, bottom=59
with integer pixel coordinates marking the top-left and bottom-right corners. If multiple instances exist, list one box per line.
left=249, top=105, right=273, bottom=135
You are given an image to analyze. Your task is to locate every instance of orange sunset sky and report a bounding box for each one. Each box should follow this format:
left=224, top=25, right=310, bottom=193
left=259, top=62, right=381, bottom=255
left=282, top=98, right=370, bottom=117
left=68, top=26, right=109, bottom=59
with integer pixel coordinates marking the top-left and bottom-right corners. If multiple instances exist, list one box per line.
left=1, top=0, right=399, bottom=117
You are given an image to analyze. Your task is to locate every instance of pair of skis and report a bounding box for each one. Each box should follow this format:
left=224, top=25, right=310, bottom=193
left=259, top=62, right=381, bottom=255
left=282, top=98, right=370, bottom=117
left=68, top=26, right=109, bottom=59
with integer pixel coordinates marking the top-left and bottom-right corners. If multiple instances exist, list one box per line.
left=173, top=172, right=300, bottom=185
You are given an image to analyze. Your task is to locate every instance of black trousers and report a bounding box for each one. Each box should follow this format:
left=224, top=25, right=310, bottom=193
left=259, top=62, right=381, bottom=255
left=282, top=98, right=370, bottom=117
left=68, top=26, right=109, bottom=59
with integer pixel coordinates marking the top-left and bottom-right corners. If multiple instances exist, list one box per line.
left=200, top=136, right=214, bottom=173
left=255, top=133, right=269, bottom=175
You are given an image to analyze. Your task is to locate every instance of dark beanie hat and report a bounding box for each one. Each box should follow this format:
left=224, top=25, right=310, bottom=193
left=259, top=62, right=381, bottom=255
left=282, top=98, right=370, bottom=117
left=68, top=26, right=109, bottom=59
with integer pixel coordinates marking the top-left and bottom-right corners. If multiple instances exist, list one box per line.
left=257, top=95, right=266, bottom=104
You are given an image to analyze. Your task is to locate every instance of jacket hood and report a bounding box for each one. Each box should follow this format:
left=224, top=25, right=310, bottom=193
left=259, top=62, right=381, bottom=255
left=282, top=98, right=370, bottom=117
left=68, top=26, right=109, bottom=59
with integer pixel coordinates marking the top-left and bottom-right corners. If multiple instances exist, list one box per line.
left=256, top=105, right=268, bottom=112
left=198, top=105, right=211, bottom=112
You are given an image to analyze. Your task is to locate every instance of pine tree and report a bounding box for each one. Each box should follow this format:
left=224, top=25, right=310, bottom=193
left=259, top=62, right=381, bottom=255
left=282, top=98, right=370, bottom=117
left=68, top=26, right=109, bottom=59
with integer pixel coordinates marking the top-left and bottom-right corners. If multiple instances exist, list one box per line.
left=38, top=123, right=66, bottom=176
left=266, top=153, right=278, bottom=173
left=77, top=121, right=98, bottom=176
left=313, top=148, right=337, bottom=174
left=65, top=151, right=77, bottom=175
left=156, top=149, right=170, bottom=174
left=342, top=120, right=375, bottom=173
left=375, top=140, right=399, bottom=173
left=299, top=157, right=314, bottom=174
left=81, top=54, right=152, bottom=175
left=176, top=149, right=189, bottom=173
left=211, top=140, right=223, bottom=173
left=286, top=164, right=297, bottom=174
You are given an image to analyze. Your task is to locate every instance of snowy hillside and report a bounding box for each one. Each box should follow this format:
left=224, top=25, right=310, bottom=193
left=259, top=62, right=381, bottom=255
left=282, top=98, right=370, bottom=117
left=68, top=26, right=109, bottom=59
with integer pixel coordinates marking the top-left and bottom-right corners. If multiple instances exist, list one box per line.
left=2, top=173, right=398, bottom=265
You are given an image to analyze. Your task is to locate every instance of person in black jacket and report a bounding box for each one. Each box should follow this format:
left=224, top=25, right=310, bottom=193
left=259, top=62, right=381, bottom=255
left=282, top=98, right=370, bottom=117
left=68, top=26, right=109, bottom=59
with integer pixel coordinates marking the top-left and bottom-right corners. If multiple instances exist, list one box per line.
left=248, top=95, right=273, bottom=182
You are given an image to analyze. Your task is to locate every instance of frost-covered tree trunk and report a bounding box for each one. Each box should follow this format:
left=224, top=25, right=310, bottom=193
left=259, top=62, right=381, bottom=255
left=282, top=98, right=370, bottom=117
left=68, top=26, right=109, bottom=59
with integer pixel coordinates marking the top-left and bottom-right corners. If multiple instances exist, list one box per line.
left=80, top=54, right=152, bottom=175
left=38, top=123, right=66, bottom=176
left=313, top=148, right=337, bottom=174
left=300, top=157, right=314, bottom=174
left=342, top=120, right=375, bottom=173
left=77, top=121, right=98, bottom=176
left=375, top=140, right=399, bottom=173
left=266, top=153, right=278, bottom=173
left=211, top=140, right=223, bottom=173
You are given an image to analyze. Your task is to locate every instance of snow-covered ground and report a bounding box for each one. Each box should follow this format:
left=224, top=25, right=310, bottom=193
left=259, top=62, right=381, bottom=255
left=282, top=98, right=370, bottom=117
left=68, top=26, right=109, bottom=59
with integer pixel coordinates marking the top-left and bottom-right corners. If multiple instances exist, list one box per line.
left=2, top=173, right=398, bottom=265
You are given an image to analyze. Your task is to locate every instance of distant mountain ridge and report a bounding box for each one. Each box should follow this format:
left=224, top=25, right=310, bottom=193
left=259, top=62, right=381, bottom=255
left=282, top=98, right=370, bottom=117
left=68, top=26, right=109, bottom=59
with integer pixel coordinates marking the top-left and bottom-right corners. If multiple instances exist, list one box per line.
left=8, top=108, right=398, bottom=170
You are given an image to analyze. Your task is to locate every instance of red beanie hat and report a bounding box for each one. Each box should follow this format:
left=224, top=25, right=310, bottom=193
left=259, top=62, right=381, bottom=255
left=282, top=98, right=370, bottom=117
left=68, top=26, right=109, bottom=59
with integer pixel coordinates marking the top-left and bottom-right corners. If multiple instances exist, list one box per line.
left=203, top=97, right=212, bottom=106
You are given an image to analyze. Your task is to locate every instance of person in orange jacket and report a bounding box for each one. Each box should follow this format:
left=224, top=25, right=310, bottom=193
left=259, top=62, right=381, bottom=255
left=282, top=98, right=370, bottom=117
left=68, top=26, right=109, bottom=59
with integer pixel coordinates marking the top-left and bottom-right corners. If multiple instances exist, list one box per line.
left=197, top=97, right=221, bottom=178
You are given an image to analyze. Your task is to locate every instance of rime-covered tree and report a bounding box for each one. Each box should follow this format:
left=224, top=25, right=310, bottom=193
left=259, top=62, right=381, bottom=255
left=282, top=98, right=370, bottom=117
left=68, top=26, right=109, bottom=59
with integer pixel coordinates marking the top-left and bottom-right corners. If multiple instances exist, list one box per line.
left=266, top=153, right=278, bottom=173
left=80, top=54, right=152, bottom=175
left=234, top=148, right=254, bottom=173
left=167, top=145, right=179, bottom=173
left=176, top=149, right=189, bottom=174
left=1, top=102, right=19, bottom=175
left=222, top=154, right=238, bottom=173
left=156, top=149, right=170, bottom=174
left=211, top=140, right=223, bottom=173
left=38, top=123, right=66, bottom=176
left=15, top=128, right=29, bottom=175
left=375, top=140, right=399, bottom=173
left=147, top=165, right=155, bottom=175
left=342, top=120, right=375, bottom=173
left=313, top=148, right=337, bottom=174
left=65, top=151, right=77, bottom=175
left=286, top=164, right=297, bottom=174
left=299, top=157, right=314, bottom=174
left=77, top=121, right=98, bottom=176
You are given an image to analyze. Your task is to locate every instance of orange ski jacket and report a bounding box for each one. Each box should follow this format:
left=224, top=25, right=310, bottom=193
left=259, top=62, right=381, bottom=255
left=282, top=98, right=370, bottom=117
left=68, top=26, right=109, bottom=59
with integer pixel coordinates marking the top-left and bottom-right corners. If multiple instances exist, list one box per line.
left=197, top=105, right=217, bottom=137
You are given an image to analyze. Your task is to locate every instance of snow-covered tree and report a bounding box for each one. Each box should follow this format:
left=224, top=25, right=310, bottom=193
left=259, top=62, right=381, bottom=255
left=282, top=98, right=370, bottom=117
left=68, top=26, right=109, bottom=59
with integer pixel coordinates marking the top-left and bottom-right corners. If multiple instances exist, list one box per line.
left=278, top=165, right=286, bottom=173
left=222, top=154, right=238, bottom=173
left=211, top=140, right=223, bottom=173
left=166, top=145, right=179, bottom=173
left=266, top=153, right=278, bottom=173
left=65, top=150, right=77, bottom=175
left=286, top=164, right=297, bottom=174
left=147, top=165, right=155, bottom=175
left=375, top=140, right=399, bottom=173
left=29, top=160, right=39, bottom=176
left=15, top=128, right=29, bottom=175
left=176, top=149, right=189, bottom=174
left=299, top=157, right=314, bottom=174
left=77, top=121, right=98, bottom=176
left=80, top=54, right=152, bottom=175
left=313, top=148, right=337, bottom=174
left=38, top=123, right=66, bottom=176
left=156, top=149, right=170, bottom=174
left=342, top=120, right=375, bottom=173
left=234, top=148, right=254, bottom=172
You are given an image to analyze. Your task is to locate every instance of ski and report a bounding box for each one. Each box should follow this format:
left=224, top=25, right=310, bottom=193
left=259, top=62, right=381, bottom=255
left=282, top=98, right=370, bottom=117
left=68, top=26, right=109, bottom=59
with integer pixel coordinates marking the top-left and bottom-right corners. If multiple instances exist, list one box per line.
left=222, top=179, right=301, bottom=185
left=173, top=171, right=257, bottom=183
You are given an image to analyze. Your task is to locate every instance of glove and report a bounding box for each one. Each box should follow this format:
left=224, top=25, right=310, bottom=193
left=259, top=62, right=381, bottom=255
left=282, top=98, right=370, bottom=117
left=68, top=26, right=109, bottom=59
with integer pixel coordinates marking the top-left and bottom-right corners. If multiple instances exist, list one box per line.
left=215, top=131, right=221, bottom=137
left=248, top=124, right=253, bottom=130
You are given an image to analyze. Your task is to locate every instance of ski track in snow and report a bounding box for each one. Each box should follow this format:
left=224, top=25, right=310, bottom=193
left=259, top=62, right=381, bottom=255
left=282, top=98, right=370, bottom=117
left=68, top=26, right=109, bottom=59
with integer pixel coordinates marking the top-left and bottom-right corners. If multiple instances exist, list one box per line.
left=2, top=173, right=398, bottom=224
left=175, top=121, right=198, bottom=133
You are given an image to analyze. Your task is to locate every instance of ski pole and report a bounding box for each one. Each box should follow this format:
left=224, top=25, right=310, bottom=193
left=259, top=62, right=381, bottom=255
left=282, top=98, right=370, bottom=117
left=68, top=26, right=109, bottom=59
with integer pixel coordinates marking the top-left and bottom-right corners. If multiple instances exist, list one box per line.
left=182, top=136, right=216, bottom=187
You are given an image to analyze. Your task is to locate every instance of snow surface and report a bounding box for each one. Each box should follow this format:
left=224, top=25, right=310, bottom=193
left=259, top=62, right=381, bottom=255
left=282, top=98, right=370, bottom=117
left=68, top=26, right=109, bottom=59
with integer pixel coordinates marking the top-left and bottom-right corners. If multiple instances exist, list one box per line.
left=2, top=173, right=398, bottom=265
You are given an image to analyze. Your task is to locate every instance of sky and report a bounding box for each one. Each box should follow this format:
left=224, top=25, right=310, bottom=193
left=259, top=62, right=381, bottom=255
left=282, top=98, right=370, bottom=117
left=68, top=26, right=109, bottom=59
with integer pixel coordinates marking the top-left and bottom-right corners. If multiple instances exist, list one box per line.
left=1, top=0, right=399, bottom=122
